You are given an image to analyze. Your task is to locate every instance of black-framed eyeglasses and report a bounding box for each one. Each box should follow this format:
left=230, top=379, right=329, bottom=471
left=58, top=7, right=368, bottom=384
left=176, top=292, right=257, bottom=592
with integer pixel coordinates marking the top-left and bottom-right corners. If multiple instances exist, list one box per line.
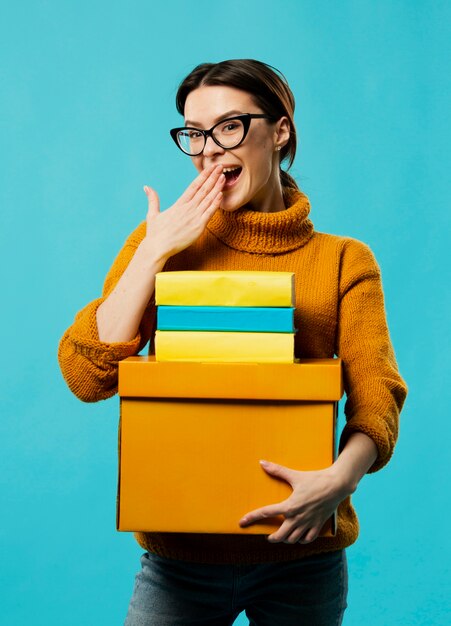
left=170, top=113, right=276, bottom=156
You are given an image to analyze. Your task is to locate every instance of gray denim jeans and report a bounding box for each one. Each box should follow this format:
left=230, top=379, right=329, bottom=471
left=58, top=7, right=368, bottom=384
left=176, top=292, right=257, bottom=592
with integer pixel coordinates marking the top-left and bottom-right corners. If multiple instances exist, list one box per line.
left=124, top=548, right=348, bottom=625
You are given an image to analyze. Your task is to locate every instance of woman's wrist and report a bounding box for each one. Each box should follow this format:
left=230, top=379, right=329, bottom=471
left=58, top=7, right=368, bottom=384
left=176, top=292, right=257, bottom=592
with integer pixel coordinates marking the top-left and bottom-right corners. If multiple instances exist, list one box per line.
left=96, top=240, right=167, bottom=344
left=136, top=237, right=170, bottom=270
left=328, top=432, right=379, bottom=495
left=323, top=465, right=356, bottom=501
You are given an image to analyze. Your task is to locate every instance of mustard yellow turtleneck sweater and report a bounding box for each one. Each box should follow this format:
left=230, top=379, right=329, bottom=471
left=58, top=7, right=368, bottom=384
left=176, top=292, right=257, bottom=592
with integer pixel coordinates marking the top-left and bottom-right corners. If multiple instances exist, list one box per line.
left=58, top=189, right=407, bottom=565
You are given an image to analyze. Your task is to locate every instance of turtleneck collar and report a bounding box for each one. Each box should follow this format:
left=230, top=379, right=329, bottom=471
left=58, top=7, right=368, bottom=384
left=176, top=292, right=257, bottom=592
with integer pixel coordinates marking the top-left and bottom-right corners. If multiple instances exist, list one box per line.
left=206, top=188, right=314, bottom=255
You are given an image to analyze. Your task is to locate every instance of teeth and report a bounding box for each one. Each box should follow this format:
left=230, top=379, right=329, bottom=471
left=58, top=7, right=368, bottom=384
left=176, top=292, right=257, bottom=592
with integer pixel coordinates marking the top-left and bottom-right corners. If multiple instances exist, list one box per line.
left=222, top=166, right=241, bottom=173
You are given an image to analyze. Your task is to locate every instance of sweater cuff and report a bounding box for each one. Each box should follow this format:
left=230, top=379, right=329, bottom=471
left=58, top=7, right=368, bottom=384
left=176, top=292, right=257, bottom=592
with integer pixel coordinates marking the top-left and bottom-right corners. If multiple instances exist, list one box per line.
left=69, top=298, right=141, bottom=363
left=72, top=335, right=141, bottom=362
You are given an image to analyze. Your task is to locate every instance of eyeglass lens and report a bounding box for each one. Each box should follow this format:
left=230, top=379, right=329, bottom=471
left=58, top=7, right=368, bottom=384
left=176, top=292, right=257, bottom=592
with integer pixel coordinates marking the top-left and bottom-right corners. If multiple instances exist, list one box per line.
left=177, top=118, right=245, bottom=155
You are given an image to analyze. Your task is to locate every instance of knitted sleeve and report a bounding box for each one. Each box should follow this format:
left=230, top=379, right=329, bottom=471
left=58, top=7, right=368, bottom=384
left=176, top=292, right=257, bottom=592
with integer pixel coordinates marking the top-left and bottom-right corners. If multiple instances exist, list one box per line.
left=336, top=238, right=408, bottom=473
left=57, top=221, right=155, bottom=403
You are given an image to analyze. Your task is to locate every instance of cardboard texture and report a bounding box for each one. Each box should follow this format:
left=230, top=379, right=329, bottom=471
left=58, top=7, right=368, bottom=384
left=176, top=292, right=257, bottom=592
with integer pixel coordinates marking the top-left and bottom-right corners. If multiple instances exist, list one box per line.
left=117, top=357, right=343, bottom=537
left=118, top=357, right=343, bottom=400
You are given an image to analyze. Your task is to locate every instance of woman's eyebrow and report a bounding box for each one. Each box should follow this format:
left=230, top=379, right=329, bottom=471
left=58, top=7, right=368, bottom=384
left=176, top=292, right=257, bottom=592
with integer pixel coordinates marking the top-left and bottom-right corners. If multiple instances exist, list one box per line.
left=184, top=110, right=244, bottom=127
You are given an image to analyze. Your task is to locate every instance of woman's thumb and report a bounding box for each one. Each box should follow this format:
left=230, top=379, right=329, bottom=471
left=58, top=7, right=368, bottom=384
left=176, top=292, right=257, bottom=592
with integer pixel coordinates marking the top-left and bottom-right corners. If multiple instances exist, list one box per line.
left=143, top=185, right=160, bottom=216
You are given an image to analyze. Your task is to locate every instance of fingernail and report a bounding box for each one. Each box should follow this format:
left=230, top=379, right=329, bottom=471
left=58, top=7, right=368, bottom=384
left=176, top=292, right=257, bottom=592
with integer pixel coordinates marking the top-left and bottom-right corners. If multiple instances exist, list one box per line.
left=259, top=460, right=269, bottom=466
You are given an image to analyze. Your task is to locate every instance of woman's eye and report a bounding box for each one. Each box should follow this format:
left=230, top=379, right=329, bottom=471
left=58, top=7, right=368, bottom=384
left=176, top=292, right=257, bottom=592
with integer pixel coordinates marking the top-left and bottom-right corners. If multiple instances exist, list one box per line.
left=188, top=131, right=203, bottom=139
left=222, top=123, right=239, bottom=133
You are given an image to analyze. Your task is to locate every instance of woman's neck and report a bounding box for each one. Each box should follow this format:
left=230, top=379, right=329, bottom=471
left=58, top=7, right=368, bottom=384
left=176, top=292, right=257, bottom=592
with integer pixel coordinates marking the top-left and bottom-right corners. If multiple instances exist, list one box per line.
left=245, top=176, right=287, bottom=213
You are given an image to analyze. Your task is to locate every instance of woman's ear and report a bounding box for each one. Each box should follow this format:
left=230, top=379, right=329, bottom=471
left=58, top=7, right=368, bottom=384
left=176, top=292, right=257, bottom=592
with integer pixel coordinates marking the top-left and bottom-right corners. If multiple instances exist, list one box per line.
left=274, top=116, right=291, bottom=149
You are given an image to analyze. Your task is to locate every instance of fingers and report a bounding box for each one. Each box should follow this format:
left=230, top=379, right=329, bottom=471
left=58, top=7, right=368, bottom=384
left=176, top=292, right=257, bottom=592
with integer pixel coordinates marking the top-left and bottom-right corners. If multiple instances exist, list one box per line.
left=197, top=190, right=223, bottom=224
left=268, top=517, right=314, bottom=544
left=282, top=526, right=309, bottom=544
left=239, top=502, right=286, bottom=527
left=182, top=164, right=222, bottom=203
left=198, top=174, right=225, bottom=214
left=192, top=167, right=225, bottom=205
left=299, top=528, right=320, bottom=543
left=143, top=186, right=160, bottom=217
left=268, top=517, right=320, bottom=544
left=283, top=526, right=319, bottom=544
left=267, top=518, right=298, bottom=542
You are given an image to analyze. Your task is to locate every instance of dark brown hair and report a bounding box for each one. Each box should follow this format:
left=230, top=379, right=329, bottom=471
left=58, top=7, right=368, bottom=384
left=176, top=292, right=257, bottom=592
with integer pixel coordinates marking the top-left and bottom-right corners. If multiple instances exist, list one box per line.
left=175, top=59, right=299, bottom=190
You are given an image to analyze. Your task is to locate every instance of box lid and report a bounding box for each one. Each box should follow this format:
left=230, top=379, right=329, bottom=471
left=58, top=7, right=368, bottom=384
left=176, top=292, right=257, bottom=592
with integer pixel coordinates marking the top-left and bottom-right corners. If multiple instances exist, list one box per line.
left=118, top=356, right=343, bottom=401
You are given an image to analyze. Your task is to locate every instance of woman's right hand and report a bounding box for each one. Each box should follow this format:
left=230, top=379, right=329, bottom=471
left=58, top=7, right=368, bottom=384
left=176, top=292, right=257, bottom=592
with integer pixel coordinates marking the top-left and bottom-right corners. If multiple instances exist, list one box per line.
left=96, top=165, right=224, bottom=344
left=141, top=164, right=225, bottom=263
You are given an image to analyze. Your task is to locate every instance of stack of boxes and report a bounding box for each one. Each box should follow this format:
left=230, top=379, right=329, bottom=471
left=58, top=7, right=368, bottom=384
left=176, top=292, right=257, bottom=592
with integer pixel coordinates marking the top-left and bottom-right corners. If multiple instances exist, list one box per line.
left=116, top=271, right=343, bottom=537
left=154, top=271, right=296, bottom=363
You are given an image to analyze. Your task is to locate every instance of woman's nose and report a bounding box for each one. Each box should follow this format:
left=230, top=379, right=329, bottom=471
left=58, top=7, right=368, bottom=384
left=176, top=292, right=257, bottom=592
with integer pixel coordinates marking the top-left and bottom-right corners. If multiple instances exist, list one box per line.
left=203, top=134, right=225, bottom=158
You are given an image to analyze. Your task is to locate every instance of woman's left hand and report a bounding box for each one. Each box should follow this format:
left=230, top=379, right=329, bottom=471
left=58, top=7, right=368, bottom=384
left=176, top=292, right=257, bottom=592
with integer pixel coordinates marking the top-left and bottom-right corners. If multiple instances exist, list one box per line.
left=238, top=460, right=354, bottom=544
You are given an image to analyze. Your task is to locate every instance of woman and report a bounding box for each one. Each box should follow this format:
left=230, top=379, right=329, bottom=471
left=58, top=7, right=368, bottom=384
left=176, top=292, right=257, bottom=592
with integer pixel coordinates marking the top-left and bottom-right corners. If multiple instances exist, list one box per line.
left=58, top=59, right=407, bottom=625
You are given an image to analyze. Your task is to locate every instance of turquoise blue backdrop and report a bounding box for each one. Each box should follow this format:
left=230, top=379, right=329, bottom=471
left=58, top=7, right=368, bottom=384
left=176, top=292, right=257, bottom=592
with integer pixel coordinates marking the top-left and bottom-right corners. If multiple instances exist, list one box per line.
left=1, top=1, right=449, bottom=624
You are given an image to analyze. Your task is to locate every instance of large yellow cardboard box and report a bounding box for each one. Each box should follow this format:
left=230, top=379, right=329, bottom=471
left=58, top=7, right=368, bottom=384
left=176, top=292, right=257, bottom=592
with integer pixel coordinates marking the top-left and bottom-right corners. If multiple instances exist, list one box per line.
left=117, top=357, right=343, bottom=537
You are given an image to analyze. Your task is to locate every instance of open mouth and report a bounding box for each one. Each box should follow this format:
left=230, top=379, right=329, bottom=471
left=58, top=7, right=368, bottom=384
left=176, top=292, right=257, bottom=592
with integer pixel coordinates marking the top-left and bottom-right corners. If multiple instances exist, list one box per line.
left=223, top=166, right=242, bottom=189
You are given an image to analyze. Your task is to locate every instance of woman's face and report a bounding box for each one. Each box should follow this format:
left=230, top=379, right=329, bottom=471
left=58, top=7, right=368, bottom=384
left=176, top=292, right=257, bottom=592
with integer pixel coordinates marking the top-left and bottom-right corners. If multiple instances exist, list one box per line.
left=183, top=85, right=290, bottom=212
